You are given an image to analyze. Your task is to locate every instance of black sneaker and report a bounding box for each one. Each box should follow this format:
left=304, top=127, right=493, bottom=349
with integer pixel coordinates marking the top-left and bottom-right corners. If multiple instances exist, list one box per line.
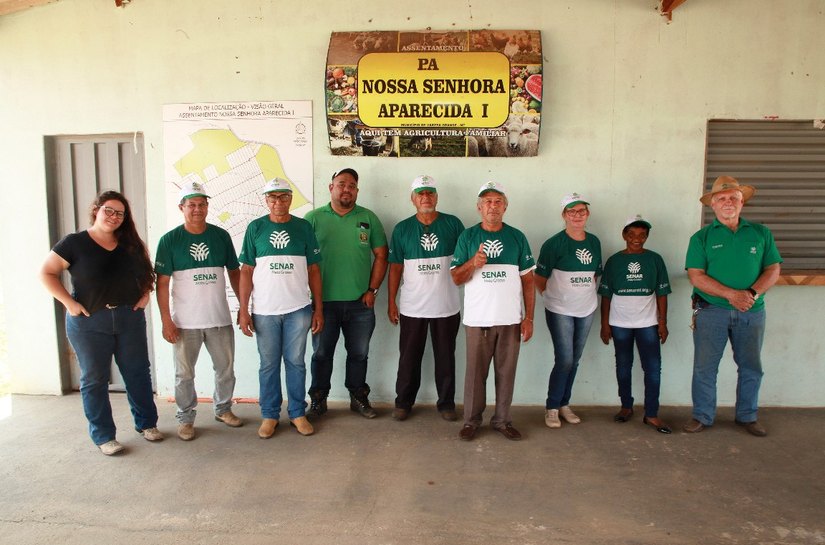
left=308, top=397, right=327, bottom=418
left=350, top=394, right=377, bottom=419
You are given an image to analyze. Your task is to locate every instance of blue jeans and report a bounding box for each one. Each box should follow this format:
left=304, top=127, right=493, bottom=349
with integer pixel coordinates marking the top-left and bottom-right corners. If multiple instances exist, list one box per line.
left=692, top=304, right=765, bottom=425
left=66, top=307, right=158, bottom=446
left=253, top=305, right=312, bottom=420
left=545, top=309, right=595, bottom=409
left=309, top=300, right=375, bottom=395
left=611, top=325, right=662, bottom=417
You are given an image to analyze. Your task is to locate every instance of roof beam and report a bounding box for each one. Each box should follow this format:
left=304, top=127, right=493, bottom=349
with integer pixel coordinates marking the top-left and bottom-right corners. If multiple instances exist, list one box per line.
left=660, top=0, right=688, bottom=21
left=0, top=0, right=59, bottom=16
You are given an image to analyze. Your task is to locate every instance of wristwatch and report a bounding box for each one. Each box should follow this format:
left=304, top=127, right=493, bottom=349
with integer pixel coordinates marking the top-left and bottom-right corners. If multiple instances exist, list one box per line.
left=747, top=287, right=760, bottom=299
left=367, top=287, right=379, bottom=295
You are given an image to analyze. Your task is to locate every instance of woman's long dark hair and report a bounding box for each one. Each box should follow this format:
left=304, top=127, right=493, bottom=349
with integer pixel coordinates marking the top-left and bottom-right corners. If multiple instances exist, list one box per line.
left=89, top=190, right=156, bottom=295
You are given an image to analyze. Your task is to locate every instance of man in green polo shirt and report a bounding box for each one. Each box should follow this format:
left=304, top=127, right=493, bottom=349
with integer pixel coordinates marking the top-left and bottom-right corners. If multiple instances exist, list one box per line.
left=683, top=175, right=782, bottom=437
left=305, top=168, right=388, bottom=419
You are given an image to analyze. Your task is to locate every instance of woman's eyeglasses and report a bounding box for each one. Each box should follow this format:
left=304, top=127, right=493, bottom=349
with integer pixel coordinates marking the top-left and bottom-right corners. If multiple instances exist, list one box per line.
left=101, top=206, right=126, bottom=219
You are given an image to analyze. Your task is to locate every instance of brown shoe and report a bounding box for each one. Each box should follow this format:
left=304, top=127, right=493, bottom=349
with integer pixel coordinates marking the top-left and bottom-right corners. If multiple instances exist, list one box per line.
left=440, top=410, right=458, bottom=422
left=177, top=423, right=195, bottom=441
left=495, top=424, right=523, bottom=441
left=736, top=420, right=767, bottom=437
left=559, top=406, right=581, bottom=424
left=139, top=427, right=164, bottom=442
left=682, top=419, right=706, bottom=433
left=392, top=408, right=409, bottom=421
left=290, top=416, right=314, bottom=436
left=215, top=410, right=243, bottom=428
left=614, top=408, right=634, bottom=422
left=258, top=418, right=278, bottom=439
left=643, top=416, right=672, bottom=434
left=458, top=424, right=477, bottom=441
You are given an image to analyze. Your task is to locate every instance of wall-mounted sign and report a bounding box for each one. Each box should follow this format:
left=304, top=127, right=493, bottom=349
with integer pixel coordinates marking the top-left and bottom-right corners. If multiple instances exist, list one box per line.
left=326, top=30, right=543, bottom=158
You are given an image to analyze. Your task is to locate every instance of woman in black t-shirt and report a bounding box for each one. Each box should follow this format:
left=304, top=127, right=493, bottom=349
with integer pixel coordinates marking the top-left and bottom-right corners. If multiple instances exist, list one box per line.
left=41, top=190, right=164, bottom=455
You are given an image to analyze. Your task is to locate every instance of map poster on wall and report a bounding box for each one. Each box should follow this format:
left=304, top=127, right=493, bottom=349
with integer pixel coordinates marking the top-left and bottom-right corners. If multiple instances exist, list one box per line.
left=163, top=101, right=312, bottom=310
left=163, top=100, right=313, bottom=250
left=326, top=30, right=542, bottom=158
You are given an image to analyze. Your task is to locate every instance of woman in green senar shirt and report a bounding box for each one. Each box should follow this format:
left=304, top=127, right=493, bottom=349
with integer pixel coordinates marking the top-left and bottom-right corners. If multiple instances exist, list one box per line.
left=598, top=215, right=672, bottom=434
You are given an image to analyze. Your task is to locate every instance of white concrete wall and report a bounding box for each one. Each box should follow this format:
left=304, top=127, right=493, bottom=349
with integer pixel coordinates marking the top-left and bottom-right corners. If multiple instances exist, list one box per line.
left=1, top=0, right=823, bottom=407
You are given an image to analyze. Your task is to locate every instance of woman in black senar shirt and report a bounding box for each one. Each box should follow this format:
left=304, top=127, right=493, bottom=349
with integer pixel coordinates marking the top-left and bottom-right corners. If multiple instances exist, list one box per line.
left=41, top=190, right=163, bottom=455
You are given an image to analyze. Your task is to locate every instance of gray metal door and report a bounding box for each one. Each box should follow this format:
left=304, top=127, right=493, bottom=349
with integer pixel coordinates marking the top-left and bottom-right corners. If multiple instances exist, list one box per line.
left=44, top=133, right=154, bottom=393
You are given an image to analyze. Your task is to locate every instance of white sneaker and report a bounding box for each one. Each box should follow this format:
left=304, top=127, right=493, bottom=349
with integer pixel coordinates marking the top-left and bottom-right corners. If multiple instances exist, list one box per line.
left=140, top=427, right=164, bottom=442
left=545, top=409, right=561, bottom=428
left=99, top=440, right=125, bottom=456
left=559, top=405, right=581, bottom=424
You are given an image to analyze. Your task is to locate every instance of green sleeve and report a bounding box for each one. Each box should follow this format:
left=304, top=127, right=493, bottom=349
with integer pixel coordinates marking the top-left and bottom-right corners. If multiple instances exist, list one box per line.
left=238, top=221, right=258, bottom=266
left=154, top=234, right=173, bottom=275
left=221, top=228, right=240, bottom=270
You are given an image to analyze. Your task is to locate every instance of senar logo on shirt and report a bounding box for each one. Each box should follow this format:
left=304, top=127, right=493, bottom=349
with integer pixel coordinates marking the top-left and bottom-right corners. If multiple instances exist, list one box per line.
left=193, top=273, right=218, bottom=284
left=420, top=233, right=439, bottom=251
left=269, top=231, right=290, bottom=249
left=417, top=263, right=441, bottom=274
left=626, top=261, right=643, bottom=281
left=575, top=248, right=593, bottom=265
left=482, top=239, right=504, bottom=258
left=189, top=242, right=210, bottom=261
left=482, top=270, right=507, bottom=282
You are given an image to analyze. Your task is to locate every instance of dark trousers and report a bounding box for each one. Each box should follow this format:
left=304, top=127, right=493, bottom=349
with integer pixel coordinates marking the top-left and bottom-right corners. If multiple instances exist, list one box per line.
left=309, top=300, right=376, bottom=395
left=394, top=312, right=461, bottom=412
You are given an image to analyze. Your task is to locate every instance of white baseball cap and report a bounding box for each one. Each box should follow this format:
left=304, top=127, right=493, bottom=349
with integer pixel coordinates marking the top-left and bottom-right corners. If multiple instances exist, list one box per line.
left=179, top=180, right=210, bottom=201
left=624, top=214, right=652, bottom=230
left=478, top=181, right=506, bottom=197
left=411, top=175, right=437, bottom=193
left=262, top=177, right=293, bottom=194
left=561, top=192, right=589, bottom=210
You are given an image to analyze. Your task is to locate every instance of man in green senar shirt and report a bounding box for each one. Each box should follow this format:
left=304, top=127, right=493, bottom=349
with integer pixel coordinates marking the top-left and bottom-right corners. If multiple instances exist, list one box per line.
left=155, top=181, right=242, bottom=441
left=683, top=176, right=782, bottom=437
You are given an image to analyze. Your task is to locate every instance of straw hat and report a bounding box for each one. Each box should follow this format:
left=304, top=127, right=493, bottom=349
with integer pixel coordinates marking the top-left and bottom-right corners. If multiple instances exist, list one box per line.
left=700, top=176, right=755, bottom=206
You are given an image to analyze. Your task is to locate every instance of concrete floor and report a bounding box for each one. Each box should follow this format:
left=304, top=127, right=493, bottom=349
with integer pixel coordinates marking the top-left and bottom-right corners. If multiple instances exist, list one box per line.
left=0, top=394, right=823, bottom=545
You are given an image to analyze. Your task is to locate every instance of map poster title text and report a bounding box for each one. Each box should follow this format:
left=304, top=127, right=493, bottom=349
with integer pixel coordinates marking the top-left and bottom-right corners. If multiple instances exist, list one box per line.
left=163, top=102, right=302, bottom=121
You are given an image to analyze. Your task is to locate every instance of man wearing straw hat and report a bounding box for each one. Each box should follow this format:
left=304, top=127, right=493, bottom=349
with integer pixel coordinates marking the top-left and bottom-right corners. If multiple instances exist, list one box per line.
left=683, top=175, right=782, bottom=437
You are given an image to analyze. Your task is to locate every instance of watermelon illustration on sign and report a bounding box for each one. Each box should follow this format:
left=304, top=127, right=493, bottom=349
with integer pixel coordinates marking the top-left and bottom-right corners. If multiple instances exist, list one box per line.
left=525, top=74, right=542, bottom=102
